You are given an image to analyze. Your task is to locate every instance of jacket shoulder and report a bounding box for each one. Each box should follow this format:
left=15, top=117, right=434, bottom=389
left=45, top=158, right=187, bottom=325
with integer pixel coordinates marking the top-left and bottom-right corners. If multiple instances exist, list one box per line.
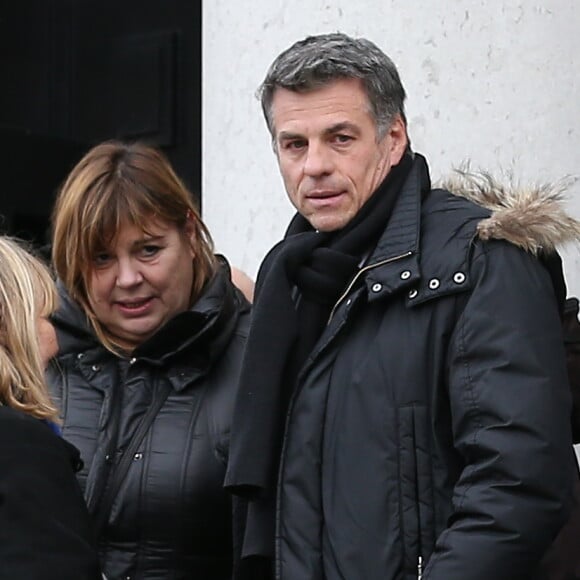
left=0, top=406, right=52, bottom=440
left=421, top=187, right=491, bottom=246
left=412, top=186, right=566, bottom=308
left=0, top=406, right=81, bottom=468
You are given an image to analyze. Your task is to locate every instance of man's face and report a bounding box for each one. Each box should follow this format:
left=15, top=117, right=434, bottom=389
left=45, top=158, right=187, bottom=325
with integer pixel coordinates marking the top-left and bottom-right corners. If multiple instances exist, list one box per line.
left=271, top=77, right=408, bottom=232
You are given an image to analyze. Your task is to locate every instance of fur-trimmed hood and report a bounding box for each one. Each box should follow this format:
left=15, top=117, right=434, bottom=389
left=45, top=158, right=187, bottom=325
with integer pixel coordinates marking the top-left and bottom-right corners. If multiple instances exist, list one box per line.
left=440, top=168, right=580, bottom=255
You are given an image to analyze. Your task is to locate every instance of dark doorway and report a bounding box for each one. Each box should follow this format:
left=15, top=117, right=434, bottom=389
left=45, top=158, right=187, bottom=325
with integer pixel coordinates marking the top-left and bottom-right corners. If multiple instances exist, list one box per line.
left=0, top=0, right=202, bottom=248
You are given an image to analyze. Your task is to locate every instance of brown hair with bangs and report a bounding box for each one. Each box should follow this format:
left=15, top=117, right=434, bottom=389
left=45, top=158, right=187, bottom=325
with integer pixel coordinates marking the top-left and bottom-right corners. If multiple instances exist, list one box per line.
left=51, top=140, right=218, bottom=353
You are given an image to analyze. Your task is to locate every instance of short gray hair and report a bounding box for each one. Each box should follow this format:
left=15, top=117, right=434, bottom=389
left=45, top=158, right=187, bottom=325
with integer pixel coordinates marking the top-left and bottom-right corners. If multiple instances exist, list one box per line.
left=259, top=32, right=407, bottom=142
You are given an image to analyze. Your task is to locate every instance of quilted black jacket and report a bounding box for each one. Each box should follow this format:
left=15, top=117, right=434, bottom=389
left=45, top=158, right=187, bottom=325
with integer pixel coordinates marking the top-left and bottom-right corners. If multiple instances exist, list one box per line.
left=49, top=263, right=250, bottom=580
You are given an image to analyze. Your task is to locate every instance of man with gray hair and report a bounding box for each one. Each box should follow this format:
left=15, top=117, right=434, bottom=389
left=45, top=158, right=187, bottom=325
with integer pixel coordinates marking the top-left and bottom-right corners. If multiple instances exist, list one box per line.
left=226, top=32, right=576, bottom=580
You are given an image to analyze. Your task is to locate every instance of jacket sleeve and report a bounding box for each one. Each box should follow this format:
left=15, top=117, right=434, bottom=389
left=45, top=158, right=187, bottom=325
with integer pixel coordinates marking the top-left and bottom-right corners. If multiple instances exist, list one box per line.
left=425, top=240, right=576, bottom=580
left=0, top=411, right=101, bottom=580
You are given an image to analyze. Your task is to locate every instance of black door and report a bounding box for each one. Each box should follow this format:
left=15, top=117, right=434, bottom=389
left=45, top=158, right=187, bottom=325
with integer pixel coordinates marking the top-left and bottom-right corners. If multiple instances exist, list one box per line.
left=0, top=0, right=202, bottom=247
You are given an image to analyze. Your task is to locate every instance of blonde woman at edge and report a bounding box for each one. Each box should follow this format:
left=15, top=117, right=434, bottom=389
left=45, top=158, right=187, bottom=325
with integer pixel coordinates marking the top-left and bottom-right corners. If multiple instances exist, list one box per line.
left=0, top=236, right=100, bottom=580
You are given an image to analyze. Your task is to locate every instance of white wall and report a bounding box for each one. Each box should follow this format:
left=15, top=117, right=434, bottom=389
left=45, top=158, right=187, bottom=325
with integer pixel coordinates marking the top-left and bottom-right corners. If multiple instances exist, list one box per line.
left=203, top=1, right=580, bottom=294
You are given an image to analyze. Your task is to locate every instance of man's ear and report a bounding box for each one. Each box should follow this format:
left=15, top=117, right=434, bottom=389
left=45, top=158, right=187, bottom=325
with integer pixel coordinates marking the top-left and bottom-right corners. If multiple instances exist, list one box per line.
left=386, top=115, right=408, bottom=165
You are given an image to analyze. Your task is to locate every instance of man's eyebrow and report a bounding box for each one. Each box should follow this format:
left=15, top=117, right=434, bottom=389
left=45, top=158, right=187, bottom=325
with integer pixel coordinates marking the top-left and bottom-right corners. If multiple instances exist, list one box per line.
left=278, top=122, right=360, bottom=141
left=323, top=122, right=360, bottom=136
left=278, top=130, right=305, bottom=141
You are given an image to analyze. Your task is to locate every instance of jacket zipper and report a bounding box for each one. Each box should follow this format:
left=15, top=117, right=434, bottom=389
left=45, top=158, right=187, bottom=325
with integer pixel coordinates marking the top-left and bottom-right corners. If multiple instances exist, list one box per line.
left=275, top=249, right=415, bottom=577
left=328, top=251, right=413, bottom=323
left=412, top=408, right=424, bottom=580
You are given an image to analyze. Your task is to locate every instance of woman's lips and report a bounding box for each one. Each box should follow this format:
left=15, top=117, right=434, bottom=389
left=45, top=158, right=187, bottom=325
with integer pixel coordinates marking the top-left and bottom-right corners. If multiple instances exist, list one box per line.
left=115, top=297, right=154, bottom=316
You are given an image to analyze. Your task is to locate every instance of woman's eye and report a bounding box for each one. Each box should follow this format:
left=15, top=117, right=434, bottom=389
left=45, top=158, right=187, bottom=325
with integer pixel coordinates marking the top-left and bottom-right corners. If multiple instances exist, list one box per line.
left=141, top=245, right=160, bottom=257
left=93, top=253, right=111, bottom=266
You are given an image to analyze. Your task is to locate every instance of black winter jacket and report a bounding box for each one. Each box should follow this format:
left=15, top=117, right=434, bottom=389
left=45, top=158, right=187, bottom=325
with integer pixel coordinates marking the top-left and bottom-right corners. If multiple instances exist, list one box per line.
left=275, top=157, right=576, bottom=580
left=48, top=264, right=250, bottom=580
left=0, top=406, right=100, bottom=580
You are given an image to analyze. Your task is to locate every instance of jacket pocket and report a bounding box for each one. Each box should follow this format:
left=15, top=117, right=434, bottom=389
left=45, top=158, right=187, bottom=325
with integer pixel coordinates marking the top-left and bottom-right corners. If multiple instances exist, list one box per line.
left=398, top=404, right=434, bottom=580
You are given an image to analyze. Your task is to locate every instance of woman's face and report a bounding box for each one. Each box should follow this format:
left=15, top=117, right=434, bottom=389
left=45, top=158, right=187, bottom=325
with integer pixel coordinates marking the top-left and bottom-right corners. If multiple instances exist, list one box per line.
left=87, top=218, right=196, bottom=351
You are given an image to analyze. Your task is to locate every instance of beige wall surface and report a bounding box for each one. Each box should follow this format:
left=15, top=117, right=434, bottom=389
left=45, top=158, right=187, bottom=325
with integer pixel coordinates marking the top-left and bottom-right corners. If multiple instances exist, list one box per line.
left=203, top=1, right=580, bottom=295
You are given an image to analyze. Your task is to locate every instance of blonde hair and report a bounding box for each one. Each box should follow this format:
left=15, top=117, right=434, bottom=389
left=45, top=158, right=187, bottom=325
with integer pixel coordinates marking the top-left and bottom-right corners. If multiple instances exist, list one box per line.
left=0, top=237, right=59, bottom=420
left=51, top=140, right=218, bottom=353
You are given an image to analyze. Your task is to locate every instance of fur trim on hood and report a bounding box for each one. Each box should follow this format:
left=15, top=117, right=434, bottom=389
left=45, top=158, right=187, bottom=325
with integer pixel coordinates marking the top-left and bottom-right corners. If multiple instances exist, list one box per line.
left=440, top=166, right=580, bottom=255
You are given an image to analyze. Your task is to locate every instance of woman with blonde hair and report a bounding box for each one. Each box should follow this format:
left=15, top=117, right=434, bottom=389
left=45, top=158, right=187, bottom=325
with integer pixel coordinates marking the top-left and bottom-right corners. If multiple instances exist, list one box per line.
left=48, top=140, right=250, bottom=579
left=0, top=236, right=100, bottom=580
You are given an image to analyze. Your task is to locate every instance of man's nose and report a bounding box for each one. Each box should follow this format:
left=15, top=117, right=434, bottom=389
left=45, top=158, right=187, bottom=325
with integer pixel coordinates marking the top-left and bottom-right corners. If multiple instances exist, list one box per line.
left=303, top=142, right=333, bottom=177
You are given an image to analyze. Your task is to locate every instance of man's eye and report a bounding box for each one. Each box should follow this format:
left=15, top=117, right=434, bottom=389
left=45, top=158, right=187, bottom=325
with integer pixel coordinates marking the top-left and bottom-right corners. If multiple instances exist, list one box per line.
left=334, top=134, right=353, bottom=144
left=283, top=140, right=307, bottom=151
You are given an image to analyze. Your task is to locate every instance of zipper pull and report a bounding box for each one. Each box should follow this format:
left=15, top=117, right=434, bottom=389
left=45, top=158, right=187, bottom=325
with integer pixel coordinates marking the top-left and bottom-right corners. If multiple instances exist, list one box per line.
left=417, top=555, right=423, bottom=580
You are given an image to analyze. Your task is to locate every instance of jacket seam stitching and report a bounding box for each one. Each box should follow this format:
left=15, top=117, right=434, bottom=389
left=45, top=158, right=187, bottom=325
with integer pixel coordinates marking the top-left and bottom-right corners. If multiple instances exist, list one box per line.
left=423, top=290, right=483, bottom=575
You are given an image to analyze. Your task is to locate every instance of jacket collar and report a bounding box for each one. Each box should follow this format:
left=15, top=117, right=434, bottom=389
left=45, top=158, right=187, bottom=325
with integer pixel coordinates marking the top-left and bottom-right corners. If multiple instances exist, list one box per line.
left=361, top=153, right=429, bottom=302
left=135, top=262, right=241, bottom=366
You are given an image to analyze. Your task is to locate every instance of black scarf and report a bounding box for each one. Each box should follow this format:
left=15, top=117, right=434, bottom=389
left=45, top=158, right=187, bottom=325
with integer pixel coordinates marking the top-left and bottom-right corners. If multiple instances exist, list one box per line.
left=225, top=153, right=414, bottom=567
